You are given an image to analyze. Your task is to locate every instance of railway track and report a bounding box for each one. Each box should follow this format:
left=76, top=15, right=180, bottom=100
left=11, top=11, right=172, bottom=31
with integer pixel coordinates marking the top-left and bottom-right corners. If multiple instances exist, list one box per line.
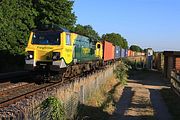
left=0, top=72, right=97, bottom=108
left=0, top=65, right=108, bottom=108
left=0, top=71, right=44, bottom=108
left=0, top=82, right=29, bottom=92
left=0, top=82, right=52, bottom=108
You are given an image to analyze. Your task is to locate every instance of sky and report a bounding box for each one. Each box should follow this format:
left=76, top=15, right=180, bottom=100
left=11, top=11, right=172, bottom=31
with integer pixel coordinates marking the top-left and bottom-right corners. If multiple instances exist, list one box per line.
left=73, top=0, right=180, bottom=51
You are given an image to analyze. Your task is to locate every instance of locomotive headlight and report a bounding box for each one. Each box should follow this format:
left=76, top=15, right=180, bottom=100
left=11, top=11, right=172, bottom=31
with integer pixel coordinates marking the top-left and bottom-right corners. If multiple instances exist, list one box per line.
left=29, top=54, right=33, bottom=59
left=26, top=51, right=34, bottom=60
left=52, top=52, right=60, bottom=60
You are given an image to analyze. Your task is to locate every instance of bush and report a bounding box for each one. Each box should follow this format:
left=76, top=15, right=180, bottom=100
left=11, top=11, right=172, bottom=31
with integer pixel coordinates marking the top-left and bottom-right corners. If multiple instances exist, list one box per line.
left=114, top=61, right=130, bottom=85
left=41, top=97, right=65, bottom=120
left=122, top=58, right=134, bottom=67
left=122, top=58, right=145, bottom=70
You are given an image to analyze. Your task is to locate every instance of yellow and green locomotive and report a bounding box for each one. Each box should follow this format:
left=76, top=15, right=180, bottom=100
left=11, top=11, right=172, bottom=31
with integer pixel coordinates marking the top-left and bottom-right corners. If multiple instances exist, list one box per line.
left=25, top=24, right=103, bottom=77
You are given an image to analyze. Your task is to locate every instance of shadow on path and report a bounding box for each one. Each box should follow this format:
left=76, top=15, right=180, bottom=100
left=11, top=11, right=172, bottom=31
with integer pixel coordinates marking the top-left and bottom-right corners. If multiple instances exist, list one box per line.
left=100, top=82, right=121, bottom=110
left=149, top=89, right=172, bottom=120
left=111, top=69, right=172, bottom=120
left=110, top=87, right=134, bottom=120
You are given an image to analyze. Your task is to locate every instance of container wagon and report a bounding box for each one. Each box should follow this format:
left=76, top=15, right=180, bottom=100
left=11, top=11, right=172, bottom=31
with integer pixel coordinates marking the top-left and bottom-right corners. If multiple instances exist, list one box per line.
left=114, top=46, right=121, bottom=59
left=102, top=41, right=115, bottom=62
left=120, top=48, right=125, bottom=58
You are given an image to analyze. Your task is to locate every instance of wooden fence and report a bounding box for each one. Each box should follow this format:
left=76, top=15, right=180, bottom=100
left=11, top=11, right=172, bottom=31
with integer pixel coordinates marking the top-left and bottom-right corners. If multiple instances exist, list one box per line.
left=171, top=70, right=180, bottom=96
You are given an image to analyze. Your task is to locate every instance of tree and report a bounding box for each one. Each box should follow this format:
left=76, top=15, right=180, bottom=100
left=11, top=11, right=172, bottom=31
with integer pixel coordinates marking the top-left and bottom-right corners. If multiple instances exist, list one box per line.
left=102, top=33, right=128, bottom=48
left=33, top=0, right=76, bottom=30
left=0, top=0, right=36, bottom=54
left=130, top=45, right=143, bottom=52
left=121, top=38, right=128, bottom=49
left=73, top=24, right=100, bottom=39
left=0, top=0, right=77, bottom=55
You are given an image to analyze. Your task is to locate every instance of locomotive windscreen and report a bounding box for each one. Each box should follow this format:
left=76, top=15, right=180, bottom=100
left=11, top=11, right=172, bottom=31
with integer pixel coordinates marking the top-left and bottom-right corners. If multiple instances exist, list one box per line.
left=32, top=31, right=60, bottom=45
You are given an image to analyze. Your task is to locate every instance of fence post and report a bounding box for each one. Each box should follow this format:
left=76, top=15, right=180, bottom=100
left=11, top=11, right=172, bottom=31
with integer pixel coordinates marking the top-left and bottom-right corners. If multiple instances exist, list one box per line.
left=80, top=85, right=84, bottom=104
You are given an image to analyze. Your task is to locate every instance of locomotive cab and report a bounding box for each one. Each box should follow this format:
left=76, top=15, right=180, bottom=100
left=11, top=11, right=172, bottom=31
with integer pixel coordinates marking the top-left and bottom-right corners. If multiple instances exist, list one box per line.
left=25, top=25, right=75, bottom=71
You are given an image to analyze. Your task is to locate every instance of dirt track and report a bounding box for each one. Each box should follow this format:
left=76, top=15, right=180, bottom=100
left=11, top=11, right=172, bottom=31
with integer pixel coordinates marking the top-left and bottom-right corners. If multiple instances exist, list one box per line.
left=111, top=70, right=172, bottom=120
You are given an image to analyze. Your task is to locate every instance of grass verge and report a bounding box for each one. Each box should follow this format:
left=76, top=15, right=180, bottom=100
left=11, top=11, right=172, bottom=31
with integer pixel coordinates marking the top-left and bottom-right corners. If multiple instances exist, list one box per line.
left=77, top=76, right=123, bottom=120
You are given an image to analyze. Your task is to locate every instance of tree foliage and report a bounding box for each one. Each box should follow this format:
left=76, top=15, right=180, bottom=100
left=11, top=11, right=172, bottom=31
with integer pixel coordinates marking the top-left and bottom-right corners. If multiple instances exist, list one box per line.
left=73, top=24, right=100, bottom=40
left=34, top=0, right=76, bottom=30
left=102, top=33, right=128, bottom=48
left=0, top=0, right=36, bottom=54
left=130, top=45, right=143, bottom=52
left=122, top=38, right=128, bottom=49
left=0, top=0, right=77, bottom=55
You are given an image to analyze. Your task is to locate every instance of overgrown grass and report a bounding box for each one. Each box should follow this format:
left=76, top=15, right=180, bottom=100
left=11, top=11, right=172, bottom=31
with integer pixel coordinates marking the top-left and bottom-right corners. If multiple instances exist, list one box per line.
left=77, top=62, right=130, bottom=119
left=160, top=88, right=180, bottom=120
left=77, top=77, right=123, bottom=120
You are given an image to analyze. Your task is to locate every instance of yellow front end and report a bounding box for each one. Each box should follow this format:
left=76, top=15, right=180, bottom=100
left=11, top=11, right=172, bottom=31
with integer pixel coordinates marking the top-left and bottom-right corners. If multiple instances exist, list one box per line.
left=25, top=31, right=77, bottom=71
left=95, top=41, right=103, bottom=59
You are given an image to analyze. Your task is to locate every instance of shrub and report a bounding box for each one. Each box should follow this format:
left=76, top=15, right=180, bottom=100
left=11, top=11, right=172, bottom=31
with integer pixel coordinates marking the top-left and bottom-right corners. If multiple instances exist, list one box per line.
left=41, top=97, right=65, bottom=120
left=114, top=61, right=130, bottom=85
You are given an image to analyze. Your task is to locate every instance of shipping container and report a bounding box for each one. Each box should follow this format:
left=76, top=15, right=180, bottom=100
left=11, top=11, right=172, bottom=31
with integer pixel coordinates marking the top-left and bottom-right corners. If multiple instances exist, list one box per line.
left=114, top=46, right=121, bottom=59
left=125, top=49, right=128, bottom=57
left=134, top=52, right=137, bottom=56
left=128, top=50, right=131, bottom=57
left=136, top=52, right=142, bottom=56
left=103, top=41, right=115, bottom=61
left=129, top=50, right=135, bottom=57
left=142, top=52, right=145, bottom=56
left=131, top=50, right=133, bottom=56
left=121, top=48, right=125, bottom=58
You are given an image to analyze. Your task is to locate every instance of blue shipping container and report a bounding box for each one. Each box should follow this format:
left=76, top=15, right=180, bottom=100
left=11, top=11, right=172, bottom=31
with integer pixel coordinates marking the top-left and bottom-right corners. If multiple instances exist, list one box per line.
left=114, top=46, right=121, bottom=59
left=121, top=48, right=125, bottom=58
left=125, top=49, right=128, bottom=57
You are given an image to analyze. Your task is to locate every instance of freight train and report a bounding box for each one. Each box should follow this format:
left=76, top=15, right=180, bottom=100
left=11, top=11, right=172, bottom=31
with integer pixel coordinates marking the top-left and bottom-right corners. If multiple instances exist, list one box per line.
left=127, top=50, right=145, bottom=57
left=25, top=24, right=128, bottom=80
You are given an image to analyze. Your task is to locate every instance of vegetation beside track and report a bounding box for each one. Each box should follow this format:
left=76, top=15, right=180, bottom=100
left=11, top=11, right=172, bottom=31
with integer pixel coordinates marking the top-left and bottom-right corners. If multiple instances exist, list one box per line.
left=41, top=97, right=65, bottom=120
left=77, top=76, right=123, bottom=119
left=77, top=61, right=129, bottom=119
left=114, top=61, right=130, bottom=85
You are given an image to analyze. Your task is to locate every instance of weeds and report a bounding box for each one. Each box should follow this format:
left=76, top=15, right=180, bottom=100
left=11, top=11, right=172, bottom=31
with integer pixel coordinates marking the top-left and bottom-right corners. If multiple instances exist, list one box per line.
left=114, top=61, right=130, bottom=85
left=77, top=62, right=129, bottom=119
left=41, top=97, right=65, bottom=120
left=77, top=77, right=122, bottom=119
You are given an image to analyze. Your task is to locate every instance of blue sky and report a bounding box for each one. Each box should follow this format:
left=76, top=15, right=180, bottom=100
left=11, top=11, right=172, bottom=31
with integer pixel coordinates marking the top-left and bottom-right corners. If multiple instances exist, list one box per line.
left=73, top=0, right=180, bottom=51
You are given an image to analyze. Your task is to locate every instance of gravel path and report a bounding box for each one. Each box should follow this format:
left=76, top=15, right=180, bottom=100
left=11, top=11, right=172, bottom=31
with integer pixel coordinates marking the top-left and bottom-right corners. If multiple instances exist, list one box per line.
left=110, top=70, right=172, bottom=120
